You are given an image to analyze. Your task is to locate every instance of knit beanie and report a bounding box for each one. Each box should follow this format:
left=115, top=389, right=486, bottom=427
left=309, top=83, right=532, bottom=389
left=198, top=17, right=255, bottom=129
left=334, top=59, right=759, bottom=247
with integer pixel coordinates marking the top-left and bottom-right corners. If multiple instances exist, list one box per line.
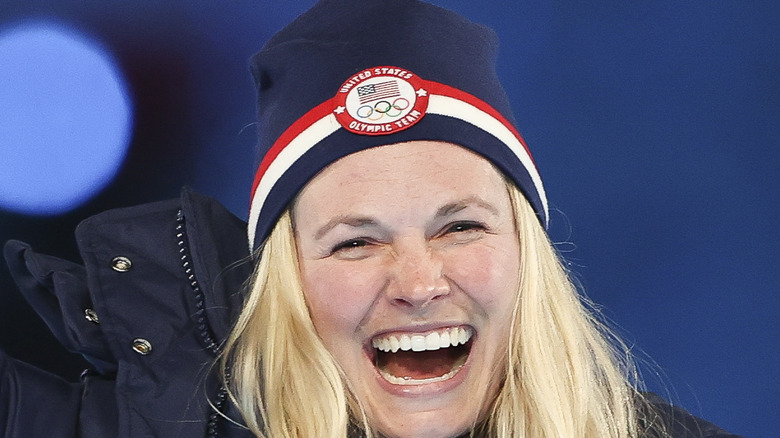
left=248, top=0, right=547, bottom=250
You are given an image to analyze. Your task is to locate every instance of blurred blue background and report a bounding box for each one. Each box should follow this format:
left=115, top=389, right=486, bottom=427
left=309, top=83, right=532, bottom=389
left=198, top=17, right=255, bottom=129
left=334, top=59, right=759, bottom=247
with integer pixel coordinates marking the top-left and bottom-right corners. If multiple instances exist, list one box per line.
left=0, top=1, right=776, bottom=436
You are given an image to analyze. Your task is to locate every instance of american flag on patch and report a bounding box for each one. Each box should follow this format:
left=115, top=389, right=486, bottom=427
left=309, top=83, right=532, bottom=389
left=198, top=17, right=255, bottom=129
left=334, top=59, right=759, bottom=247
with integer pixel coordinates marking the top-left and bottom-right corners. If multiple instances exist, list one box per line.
left=357, top=80, right=400, bottom=104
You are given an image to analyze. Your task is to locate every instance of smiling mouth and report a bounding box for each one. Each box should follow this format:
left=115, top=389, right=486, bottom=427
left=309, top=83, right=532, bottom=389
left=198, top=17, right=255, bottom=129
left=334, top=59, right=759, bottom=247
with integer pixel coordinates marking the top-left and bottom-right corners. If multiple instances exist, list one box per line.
left=371, top=326, right=474, bottom=385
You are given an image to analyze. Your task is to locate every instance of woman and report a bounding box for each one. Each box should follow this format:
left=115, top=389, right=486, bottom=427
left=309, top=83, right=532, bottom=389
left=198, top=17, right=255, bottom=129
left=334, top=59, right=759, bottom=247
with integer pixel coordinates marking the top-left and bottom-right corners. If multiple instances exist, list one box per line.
left=220, top=0, right=742, bottom=437
left=0, top=0, right=742, bottom=437
left=226, top=140, right=637, bottom=437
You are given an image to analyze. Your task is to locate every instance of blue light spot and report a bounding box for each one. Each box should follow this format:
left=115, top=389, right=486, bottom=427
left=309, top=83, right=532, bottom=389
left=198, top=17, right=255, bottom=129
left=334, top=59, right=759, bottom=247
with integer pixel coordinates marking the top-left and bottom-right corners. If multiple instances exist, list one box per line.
left=0, top=21, right=132, bottom=215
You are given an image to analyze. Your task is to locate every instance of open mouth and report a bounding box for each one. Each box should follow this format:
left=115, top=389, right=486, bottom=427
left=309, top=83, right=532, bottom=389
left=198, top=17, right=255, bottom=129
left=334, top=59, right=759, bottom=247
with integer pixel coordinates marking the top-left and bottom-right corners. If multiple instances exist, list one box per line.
left=371, top=326, right=474, bottom=385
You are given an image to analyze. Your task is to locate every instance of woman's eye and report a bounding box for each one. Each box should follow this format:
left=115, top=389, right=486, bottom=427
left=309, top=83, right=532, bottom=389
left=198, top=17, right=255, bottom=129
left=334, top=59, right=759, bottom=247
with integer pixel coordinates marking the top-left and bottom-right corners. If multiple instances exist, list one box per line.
left=443, top=221, right=485, bottom=234
left=330, top=238, right=375, bottom=258
left=437, top=221, right=487, bottom=243
left=333, top=239, right=368, bottom=251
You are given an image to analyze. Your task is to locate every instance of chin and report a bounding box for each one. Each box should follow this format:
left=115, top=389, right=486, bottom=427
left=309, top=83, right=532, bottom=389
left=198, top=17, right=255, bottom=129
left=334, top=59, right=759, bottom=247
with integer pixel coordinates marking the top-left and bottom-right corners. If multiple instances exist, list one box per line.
left=372, top=415, right=472, bottom=438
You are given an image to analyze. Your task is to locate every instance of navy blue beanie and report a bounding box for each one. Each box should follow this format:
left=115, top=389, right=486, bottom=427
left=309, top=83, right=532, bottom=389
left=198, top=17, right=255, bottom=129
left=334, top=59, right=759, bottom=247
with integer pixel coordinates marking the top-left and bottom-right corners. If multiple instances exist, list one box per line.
left=248, top=0, right=547, bottom=250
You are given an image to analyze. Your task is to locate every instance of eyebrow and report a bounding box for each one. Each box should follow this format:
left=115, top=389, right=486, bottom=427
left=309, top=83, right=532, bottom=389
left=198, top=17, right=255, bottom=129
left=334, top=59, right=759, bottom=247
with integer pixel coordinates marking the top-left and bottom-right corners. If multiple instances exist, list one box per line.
left=435, top=196, right=500, bottom=219
left=314, top=216, right=379, bottom=240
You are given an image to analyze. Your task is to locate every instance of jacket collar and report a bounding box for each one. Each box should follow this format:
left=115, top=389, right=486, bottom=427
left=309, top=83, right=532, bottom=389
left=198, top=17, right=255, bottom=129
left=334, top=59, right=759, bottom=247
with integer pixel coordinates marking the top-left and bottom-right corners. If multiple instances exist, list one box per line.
left=178, top=186, right=251, bottom=343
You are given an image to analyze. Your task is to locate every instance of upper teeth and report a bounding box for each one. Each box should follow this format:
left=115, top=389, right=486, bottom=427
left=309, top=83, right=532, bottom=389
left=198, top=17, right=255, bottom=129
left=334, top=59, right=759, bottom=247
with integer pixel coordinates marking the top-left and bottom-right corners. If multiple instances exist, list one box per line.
left=372, top=327, right=473, bottom=353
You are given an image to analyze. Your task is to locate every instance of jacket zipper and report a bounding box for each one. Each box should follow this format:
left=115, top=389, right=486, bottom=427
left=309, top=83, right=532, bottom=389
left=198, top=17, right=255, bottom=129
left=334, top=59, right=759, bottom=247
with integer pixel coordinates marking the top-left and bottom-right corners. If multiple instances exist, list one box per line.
left=176, top=209, right=230, bottom=437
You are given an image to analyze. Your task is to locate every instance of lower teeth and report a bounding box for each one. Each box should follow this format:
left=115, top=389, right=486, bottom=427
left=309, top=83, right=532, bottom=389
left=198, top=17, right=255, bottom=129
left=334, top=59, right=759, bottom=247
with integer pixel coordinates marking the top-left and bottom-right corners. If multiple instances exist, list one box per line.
left=378, top=354, right=468, bottom=385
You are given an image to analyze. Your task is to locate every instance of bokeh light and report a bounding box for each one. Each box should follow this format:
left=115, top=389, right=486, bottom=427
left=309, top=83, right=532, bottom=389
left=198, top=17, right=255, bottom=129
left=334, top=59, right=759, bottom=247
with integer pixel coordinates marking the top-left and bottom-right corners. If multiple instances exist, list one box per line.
left=0, top=21, right=132, bottom=215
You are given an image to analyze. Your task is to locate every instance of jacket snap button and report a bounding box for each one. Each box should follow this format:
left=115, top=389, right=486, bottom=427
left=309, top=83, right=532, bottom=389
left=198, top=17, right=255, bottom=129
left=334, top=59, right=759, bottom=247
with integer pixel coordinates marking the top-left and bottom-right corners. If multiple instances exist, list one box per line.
left=111, top=256, right=133, bottom=272
left=132, top=338, right=152, bottom=355
left=84, top=308, right=100, bottom=324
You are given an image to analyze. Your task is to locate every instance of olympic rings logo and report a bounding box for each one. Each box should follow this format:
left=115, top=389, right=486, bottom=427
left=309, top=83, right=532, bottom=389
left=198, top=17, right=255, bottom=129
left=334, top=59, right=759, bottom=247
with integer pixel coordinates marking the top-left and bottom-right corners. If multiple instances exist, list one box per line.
left=355, top=97, right=410, bottom=120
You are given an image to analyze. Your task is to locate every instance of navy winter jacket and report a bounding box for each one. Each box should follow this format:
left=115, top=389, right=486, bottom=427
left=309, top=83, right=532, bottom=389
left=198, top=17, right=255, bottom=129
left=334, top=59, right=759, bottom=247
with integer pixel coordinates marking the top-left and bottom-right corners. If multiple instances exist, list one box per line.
left=0, top=189, right=742, bottom=437
left=1, top=188, right=253, bottom=437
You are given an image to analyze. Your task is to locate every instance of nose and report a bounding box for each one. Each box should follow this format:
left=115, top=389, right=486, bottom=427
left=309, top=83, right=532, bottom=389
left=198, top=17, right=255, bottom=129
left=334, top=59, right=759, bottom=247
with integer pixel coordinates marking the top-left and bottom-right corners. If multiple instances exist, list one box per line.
left=388, top=242, right=450, bottom=309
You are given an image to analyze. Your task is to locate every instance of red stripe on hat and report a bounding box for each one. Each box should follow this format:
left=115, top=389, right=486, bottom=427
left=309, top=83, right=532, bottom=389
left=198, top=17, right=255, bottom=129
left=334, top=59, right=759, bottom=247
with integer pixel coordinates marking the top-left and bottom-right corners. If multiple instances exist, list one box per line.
left=250, top=98, right=336, bottom=202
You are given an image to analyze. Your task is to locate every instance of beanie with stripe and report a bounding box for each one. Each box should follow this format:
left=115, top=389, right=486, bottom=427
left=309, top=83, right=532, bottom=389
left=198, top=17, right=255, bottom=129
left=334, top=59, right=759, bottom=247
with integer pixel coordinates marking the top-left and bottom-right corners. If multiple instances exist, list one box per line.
left=248, top=0, right=547, bottom=251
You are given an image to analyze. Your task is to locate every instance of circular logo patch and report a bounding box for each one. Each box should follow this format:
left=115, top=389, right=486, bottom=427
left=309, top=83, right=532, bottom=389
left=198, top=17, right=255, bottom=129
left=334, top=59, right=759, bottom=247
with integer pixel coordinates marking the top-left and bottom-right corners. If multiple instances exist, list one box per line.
left=333, top=66, right=428, bottom=136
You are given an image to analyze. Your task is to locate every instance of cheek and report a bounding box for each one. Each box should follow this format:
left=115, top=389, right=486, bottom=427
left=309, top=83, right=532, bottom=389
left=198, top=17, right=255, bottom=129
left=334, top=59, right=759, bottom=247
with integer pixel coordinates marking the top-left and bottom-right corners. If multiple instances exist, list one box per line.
left=300, top=260, right=385, bottom=339
left=444, top=241, right=520, bottom=308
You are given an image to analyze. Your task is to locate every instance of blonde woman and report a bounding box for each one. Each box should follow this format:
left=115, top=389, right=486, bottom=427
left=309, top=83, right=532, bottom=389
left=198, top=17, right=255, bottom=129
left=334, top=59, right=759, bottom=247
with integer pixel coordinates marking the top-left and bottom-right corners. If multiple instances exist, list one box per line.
left=222, top=1, right=743, bottom=437
left=0, top=0, right=743, bottom=437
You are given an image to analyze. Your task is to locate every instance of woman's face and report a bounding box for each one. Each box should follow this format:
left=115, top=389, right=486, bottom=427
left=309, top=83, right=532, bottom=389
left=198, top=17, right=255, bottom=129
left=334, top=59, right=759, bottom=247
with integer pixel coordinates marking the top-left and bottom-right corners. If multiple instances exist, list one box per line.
left=293, top=141, right=521, bottom=438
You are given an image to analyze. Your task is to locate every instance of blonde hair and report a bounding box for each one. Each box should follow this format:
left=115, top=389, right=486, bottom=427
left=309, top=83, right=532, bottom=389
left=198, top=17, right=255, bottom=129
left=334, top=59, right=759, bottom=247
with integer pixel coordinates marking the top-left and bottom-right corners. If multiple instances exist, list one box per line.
left=221, top=183, right=652, bottom=437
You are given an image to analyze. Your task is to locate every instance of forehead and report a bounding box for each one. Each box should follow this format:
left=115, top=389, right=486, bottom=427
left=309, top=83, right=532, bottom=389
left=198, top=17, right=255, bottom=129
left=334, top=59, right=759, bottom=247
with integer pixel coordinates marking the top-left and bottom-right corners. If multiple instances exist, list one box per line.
left=292, top=141, right=509, bottom=220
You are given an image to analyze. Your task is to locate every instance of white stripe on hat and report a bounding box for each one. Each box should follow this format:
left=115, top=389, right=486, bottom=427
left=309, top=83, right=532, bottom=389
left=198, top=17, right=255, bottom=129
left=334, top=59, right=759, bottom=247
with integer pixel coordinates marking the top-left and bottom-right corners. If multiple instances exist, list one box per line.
left=247, top=114, right=341, bottom=248
left=427, top=94, right=548, bottom=222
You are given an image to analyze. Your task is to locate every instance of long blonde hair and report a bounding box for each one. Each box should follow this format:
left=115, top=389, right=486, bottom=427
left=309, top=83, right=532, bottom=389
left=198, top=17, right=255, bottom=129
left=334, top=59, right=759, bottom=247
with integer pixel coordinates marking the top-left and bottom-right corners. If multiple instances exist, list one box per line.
left=221, top=182, right=650, bottom=437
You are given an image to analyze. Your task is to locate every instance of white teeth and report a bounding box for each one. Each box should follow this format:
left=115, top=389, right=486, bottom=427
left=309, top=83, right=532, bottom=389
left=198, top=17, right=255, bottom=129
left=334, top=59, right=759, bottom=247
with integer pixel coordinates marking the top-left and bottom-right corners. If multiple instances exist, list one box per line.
left=425, top=332, right=440, bottom=349
left=399, top=334, right=411, bottom=351
left=371, top=327, right=473, bottom=353
left=411, top=335, right=426, bottom=352
left=459, top=327, right=469, bottom=344
left=439, top=330, right=450, bottom=348
left=389, top=336, right=400, bottom=353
